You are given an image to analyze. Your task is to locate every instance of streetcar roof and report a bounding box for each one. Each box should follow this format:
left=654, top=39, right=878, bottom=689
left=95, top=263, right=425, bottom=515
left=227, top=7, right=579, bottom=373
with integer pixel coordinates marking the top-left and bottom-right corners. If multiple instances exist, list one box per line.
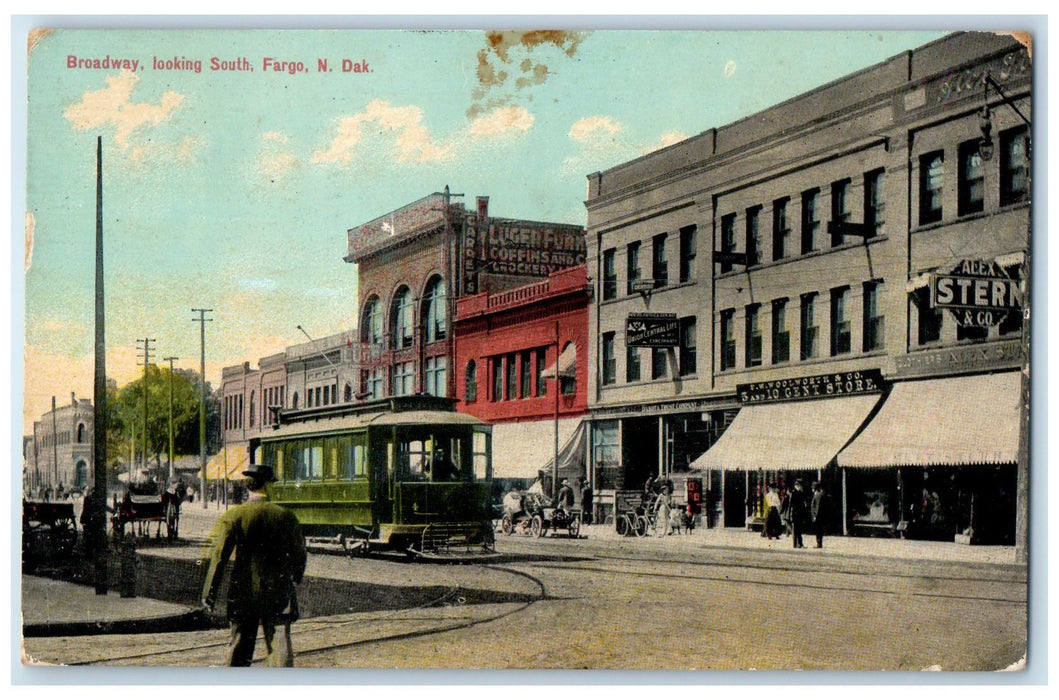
left=368, top=410, right=490, bottom=429
left=259, top=409, right=489, bottom=440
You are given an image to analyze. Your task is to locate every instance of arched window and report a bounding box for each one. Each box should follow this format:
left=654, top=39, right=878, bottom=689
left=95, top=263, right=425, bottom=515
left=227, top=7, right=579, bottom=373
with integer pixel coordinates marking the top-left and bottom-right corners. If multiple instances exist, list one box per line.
left=76, top=423, right=86, bottom=443
left=292, top=392, right=299, bottom=409
left=422, top=276, right=447, bottom=343
left=361, top=296, right=382, bottom=345
left=390, top=286, right=414, bottom=349
left=465, top=360, right=477, bottom=402
left=344, top=383, right=353, bottom=402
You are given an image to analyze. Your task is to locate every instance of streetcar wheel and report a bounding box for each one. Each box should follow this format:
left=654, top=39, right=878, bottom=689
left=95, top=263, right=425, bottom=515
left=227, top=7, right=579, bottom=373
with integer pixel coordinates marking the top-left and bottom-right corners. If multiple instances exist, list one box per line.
left=568, top=517, right=581, bottom=539
left=530, top=515, right=544, bottom=539
left=501, top=514, right=514, bottom=535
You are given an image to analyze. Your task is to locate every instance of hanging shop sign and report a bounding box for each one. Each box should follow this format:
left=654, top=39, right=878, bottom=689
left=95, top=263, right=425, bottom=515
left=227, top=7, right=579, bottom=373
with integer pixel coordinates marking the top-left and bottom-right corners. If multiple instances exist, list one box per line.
left=626, top=313, right=680, bottom=347
left=930, top=259, right=1022, bottom=328
left=737, top=369, right=886, bottom=405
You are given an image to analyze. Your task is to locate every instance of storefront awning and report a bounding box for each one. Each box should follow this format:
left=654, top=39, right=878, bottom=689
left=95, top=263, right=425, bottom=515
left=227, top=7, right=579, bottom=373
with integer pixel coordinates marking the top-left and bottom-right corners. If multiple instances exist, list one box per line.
left=838, top=372, right=1021, bottom=468
left=492, top=418, right=582, bottom=479
left=205, top=445, right=249, bottom=481
left=540, top=343, right=577, bottom=379
left=690, top=394, right=880, bottom=471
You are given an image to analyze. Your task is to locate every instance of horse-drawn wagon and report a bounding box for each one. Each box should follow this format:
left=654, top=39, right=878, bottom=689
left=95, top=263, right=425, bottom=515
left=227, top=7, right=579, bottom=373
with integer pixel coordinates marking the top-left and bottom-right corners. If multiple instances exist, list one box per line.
left=111, top=486, right=184, bottom=541
left=22, top=500, right=78, bottom=569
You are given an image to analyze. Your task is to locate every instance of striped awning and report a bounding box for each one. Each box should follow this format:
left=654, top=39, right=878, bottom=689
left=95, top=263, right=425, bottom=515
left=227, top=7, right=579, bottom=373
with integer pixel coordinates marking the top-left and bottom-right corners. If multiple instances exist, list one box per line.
left=204, top=445, right=249, bottom=480
left=540, top=343, right=577, bottom=379
left=838, top=372, right=1021, bottom=468
left=690, top=394, right=880, bottom=471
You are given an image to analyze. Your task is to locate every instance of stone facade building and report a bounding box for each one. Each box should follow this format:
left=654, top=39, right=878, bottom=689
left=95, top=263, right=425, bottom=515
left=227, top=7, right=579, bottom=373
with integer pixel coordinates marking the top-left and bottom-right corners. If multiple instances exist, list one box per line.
left=26, top=393, right=94, bottom=495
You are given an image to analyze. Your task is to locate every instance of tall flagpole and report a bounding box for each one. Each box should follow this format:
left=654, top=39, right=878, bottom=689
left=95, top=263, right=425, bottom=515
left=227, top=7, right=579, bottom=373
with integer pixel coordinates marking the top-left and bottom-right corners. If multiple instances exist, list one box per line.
left=92, top=135, right=109, bottom=594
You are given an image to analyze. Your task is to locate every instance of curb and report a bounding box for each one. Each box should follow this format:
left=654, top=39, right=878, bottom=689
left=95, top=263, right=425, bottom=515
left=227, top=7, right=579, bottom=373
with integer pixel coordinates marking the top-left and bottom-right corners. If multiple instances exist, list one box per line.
left=22, top=607, right=209, bottom=638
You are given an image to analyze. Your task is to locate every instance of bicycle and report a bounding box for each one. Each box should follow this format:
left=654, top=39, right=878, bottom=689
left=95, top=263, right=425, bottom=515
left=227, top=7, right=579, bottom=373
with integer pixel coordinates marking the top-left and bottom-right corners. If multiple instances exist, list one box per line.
left=615, top=509, right=650, bottom=537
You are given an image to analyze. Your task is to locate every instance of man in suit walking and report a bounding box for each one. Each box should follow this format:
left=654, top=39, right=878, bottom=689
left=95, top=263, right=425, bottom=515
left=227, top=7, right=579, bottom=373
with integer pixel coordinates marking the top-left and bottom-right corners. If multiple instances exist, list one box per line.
left=788, top=479, right=811, bottom=549
left=811, top=481, right=828, bottom=548
left=202, top=463, right=307, bottom=667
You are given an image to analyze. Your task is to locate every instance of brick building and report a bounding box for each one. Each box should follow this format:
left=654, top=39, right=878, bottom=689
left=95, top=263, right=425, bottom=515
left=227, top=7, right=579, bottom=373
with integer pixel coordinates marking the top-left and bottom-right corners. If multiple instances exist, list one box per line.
left=454, top=265, right=591, bottom=493
left=26, top=393, right=95, bottom=495
left=585, top=32, right=1030, bottom=542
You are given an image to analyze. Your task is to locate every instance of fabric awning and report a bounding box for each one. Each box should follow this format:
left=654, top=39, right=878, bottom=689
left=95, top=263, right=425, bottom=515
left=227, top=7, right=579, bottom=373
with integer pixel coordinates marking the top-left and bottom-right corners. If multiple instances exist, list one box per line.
left=540, top=343, right=577, bottom=379
left=491, top=418, right=582, bottom=479
left=690, top=394, right=880, bottom=471
left=838, top=372, right=1021, bottom=468
left=205, top=445, right=249, bottom=480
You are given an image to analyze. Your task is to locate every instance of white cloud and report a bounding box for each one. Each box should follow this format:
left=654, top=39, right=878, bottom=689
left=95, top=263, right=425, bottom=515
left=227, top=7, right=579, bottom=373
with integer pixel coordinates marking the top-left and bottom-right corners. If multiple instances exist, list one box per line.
left=63, top=71, right=184, bottom=149
left=468, top=106, right=534, bottom=138
left=255, top=131, right=300, bottom=182
left=568, top=116, right=622, bottom=142
left=312, top=99, right=452, bottom=165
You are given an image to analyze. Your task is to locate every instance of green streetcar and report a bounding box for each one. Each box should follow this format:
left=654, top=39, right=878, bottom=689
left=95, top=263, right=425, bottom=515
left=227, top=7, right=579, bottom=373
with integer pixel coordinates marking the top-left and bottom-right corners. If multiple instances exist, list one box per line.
left=248, top=395, right=494, bottom=556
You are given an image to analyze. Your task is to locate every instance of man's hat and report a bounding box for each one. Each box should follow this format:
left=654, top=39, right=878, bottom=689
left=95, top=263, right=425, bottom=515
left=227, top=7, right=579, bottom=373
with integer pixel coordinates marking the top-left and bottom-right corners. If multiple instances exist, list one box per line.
left=562, top=479, right=570, bottom=486
left=243, top=463, right=275, bottom=481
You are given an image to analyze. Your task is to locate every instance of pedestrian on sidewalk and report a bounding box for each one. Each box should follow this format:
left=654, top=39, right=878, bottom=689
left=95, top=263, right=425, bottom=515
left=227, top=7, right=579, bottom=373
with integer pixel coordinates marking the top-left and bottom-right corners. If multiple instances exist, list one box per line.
left=788, top=479, right=811, bottom=549
left=201, top=463, right=307, bottom=667
left=763, top=484, right=783, bottom=539
left=811, top=482, right=828, bottom=548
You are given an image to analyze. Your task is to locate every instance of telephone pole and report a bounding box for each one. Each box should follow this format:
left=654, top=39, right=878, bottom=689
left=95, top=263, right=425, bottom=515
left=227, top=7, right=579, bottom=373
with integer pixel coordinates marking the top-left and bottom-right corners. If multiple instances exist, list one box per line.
left=136, top=337, right=156, bottom=474
left=92, top=134, right=108, bottom=594
left=164, top=356, right=179, bottom=482
left=192, top=309, right=213, bottom=508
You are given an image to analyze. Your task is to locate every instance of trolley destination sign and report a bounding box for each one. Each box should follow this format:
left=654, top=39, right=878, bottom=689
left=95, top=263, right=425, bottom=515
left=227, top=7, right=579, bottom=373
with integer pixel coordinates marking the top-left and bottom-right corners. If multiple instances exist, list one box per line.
left=930, top=259, right=1022, bottom=327
left=625, top=313, right=680, bottom=347
left=737, top=369, right=886, bottom=405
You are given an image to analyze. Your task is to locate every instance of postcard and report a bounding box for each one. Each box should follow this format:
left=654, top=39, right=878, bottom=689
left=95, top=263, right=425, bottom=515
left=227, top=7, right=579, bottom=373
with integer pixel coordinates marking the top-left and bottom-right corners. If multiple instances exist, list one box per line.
left=19, top=26, right=1032, bottom=673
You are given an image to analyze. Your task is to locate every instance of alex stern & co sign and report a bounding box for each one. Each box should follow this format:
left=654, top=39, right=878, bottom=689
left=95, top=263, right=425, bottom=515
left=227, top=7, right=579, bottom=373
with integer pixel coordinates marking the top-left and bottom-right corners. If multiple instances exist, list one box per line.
left=626, top=313, right=679, bottom=347
left=930, top=259, right=1022, bottom=328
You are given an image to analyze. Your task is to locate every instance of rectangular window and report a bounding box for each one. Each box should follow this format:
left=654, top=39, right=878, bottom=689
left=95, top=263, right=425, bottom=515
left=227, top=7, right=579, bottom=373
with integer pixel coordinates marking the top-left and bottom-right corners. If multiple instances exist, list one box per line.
left=720, top=309, right=736, bottom=371
left=746, top=206, right=762, bottom=266
left=720, top=214, right=737, bottom=274
left=919, top=151, right=944, bottom=225
left=652, top=233, right=668, bottom=288
left=602, top=248, right=617, bottom=300
left=914, top=288, right=942, bottom=345
left=745, top=304, right=762, bottom=367
left=651, top=347, right=667, bottom=380
left=602, top=333, right=616, bottom=385
left=830, top=287, right=851, bottom=356
left=392, top=361, right=414, bottom=396
left=864, top=169, right=885, bottom=237
left=863, top=281, right=885, bottom=352
left=505, top=352, right=517, bottom=400
left=626, top=241, right=641, bottom=295
left=626, top=345, right=641, bottom=382
left=772, top=197, right=790, bottom=261
left=679, top=316, right=697, bottom=376
left=492, top=357, right=503, bottom=401
left=536, top=348, right=547, bottom=396
left=679, top=225, right=697, bottom=283
left=958, top=140, right=985, bottom=216
left=830, top=179, right=851, bottom=247
left=801, top=188, right=820, bottom=254
left=772, top=298, right=790, bottom=364
left=520, top=350, right=531, bottom=398
left=424, top=355, right=447, bottom=397
left=800, top=293, right=818, bottom=360
left=1000, top=127, right=1029, bottom=206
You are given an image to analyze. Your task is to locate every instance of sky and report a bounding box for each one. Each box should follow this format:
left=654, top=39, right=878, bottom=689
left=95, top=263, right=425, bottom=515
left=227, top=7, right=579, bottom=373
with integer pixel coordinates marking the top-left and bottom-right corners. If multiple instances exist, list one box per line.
left=18, top=26, right=950, bottom=432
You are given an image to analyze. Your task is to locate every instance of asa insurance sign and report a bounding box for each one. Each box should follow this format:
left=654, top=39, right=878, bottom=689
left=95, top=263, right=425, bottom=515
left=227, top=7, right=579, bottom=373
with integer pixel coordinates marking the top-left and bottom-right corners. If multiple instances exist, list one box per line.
left=930, top=259, right=1022, bottom=327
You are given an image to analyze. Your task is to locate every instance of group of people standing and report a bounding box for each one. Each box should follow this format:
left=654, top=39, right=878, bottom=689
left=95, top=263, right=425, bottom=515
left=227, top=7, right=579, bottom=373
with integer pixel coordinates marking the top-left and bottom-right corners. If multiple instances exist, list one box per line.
left=761, top=479, right=829, bottom=548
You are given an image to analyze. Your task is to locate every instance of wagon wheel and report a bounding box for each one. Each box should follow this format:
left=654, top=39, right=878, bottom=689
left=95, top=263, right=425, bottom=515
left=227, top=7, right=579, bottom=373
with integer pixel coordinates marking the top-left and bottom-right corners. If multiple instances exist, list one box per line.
left=165, top=502, right=179, bottom=542
left=530, top=515, right=544, bottom=539
left=501, top=514, right=514, bottom=535
left=568, top=516, right=581, bottom=539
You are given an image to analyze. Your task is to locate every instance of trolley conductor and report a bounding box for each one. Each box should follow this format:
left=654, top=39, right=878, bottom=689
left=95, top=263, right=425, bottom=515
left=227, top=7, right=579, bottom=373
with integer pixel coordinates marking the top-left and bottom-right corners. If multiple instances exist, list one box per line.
left=201, top=462, right=307, bottom=667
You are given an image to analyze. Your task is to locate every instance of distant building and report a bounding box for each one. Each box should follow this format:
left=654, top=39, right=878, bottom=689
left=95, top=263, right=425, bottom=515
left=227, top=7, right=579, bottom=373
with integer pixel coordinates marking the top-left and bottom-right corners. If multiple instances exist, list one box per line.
left=26, top=393, right=94, bottom=495
left=585, top=32, right=1029, bottom=542
left=454, top=265, right=591, bottom=494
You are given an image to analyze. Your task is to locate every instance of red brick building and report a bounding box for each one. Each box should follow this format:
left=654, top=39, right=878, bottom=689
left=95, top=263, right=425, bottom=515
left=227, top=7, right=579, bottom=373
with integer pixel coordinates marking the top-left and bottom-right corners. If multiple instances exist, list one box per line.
left=454, top=265, right=591, bottom=491
left=346, top=190, right=586, bottom=403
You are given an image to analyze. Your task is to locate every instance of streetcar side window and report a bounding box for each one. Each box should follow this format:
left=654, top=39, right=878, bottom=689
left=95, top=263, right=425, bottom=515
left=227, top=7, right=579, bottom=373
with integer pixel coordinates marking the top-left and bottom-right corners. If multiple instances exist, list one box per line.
left=338, top=435, right=368, bottom=480
left=473, top=429, right=491, bottom=482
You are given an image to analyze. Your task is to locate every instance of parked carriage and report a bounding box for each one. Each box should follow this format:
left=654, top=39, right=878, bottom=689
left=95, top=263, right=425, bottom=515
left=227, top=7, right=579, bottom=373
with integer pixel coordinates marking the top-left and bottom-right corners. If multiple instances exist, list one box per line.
left=111, top=487, right=183, bottom=541
left=248, top=395, right=494, bottom=557
left=22, top=500, right=78, bottom=569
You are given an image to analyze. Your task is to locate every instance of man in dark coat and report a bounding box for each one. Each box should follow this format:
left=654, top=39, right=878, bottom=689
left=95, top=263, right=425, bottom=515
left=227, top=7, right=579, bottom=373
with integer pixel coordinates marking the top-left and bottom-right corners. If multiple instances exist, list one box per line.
left=202, top=464, right=307, bottom=667
left=788, top=479, right=811, bottom=549
left=810, top=482, right=829, bottom=548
